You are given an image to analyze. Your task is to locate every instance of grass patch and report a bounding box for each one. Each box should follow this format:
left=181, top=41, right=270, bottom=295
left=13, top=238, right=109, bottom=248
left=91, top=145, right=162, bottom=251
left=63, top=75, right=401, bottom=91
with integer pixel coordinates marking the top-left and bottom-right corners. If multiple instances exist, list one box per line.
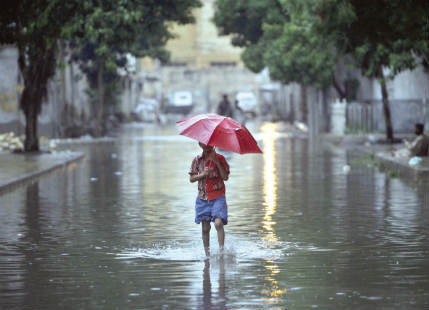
left=387, top=170, right=400, bottom=178
left=350, top=154, right=391, bottom=174
left=345, top=127, right=371, bottom=135
left=350, top=154, right=378, bottom=166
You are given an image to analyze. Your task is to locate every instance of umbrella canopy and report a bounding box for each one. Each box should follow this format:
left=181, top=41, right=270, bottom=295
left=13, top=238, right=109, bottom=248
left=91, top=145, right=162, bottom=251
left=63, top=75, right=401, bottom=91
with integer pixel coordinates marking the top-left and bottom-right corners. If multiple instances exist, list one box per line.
left=176, top=113, right=262, bottom=154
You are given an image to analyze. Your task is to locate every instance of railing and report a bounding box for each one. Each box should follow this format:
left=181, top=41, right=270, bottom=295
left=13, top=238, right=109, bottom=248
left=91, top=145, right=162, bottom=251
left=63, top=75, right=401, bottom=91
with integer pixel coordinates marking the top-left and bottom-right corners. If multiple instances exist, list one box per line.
left=346, top=99, right=428, bottom=133
left=346, top=102, right=376, bottom=133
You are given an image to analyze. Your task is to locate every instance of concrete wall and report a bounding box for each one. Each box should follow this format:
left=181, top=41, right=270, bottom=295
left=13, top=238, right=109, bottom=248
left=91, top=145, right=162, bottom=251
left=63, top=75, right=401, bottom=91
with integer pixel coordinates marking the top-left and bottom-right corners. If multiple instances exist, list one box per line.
left=356, top=66, right=429, bottom=101
left=346, top=99, right=429, bottom=134
left=118, top=75, right=143, bottom=118
left=0, top=46, right=23, bottom=135
left=164, top=0, right=243, bottom=67
left=138, top=0, right=270, bottom=117
left=141, top=65, right=269, bottom=114
left=351, top=65, right=429, bottom=133
left=0, top=45, right=91, bottom=138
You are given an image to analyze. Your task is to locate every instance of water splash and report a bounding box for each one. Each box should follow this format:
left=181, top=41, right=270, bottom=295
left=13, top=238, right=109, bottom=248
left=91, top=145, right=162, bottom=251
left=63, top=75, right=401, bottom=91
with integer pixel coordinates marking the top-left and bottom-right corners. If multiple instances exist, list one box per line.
left=115, top=234, right=295, bottom=262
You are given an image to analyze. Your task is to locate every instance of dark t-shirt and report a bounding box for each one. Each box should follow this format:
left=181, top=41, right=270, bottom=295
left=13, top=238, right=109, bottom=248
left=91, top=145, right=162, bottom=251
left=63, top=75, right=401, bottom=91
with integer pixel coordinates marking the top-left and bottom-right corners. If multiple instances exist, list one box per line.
left=409, top=134, right=429, bottom=157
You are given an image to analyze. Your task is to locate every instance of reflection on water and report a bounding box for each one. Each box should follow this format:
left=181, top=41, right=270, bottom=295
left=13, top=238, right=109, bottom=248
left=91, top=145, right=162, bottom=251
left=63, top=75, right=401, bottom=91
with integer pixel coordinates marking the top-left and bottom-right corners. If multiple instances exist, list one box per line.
left=260, top=123, right=287, bottom=303
left=261, top=122, right=279, bottom=243
left=200, top=258, right=226, bottom=310
left=0, top=122, right=428, bottom=310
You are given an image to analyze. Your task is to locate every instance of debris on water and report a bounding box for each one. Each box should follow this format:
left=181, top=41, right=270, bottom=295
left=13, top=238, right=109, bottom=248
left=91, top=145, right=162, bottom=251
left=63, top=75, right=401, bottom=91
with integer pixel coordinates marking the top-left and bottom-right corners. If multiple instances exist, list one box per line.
left=342, top=165, right=351, bottom=174
left=367, top=135, right=377, bottom=144
left=0, top=132, right=24, bottom=151
left=408, top=156, right=422, bottom=166
left=114, top=171, right=123, bottom=175
left=90, top=177, right=98, bottom=182
left=294, top=121, right=308, bottom=133
left=360, top=296, right=383, bottom=300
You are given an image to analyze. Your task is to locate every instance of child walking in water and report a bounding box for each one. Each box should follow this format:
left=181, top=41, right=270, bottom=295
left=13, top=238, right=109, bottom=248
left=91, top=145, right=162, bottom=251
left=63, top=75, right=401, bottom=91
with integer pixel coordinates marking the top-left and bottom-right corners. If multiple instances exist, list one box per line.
left=189, top=142, right=230, bottom=257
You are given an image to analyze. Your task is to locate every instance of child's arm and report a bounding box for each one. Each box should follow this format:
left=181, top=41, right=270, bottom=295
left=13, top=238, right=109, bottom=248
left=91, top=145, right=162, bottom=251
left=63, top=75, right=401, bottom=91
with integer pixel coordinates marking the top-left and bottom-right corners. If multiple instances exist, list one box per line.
left=190, top=167, right=209, bottom=183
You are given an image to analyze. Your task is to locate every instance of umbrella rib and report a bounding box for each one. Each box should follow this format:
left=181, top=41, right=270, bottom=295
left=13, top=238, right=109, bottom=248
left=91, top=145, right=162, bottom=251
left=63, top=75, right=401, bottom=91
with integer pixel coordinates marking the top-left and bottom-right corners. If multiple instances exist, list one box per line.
left=179, top=115, right=224, bottom=144
left=206, top=116, right=227, bottom=146
left=177, top=114, right=262, bottom=153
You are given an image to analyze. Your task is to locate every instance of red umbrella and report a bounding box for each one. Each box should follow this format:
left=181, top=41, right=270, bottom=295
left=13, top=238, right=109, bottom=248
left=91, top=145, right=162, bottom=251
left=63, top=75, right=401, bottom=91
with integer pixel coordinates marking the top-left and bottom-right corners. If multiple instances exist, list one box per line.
left=176, top=113, right=262, bottom=154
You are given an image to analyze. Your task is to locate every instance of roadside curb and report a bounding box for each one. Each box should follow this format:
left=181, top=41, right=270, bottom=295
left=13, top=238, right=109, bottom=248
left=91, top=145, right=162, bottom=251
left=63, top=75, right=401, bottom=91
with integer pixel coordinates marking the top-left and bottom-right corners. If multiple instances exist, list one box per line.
left=353, top=145, right=429, bottom=178
left=0, top=151, right=85, bottom=194
left=320, top=133, right=429, bottom=179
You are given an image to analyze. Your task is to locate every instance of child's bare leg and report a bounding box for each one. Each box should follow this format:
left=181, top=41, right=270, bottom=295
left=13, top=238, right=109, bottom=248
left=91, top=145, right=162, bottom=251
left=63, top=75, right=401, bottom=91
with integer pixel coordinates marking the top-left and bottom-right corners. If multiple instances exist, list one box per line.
left=214, top=218, right=225, bottom=251
left=202, top=221, right=211, bottom=257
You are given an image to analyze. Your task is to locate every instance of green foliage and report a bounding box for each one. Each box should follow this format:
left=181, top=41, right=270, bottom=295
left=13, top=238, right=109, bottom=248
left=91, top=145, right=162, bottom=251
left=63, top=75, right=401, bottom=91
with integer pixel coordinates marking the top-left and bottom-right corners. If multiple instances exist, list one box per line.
left=263, top=19, right=338, bottom=88
left=214, top=0, right=278, bottom=47
left=214, top=0, right=428, bottom=141
left=388, top=170, right=400, bottom=178
left=214, top=0, right=343, bottom=89
left=350, top=154, right=378, bottom=166
left=350, top=154, right=401, bottom=178
left=316, top=0, right=429, bottom=79
left=0, top=0, right=80, bottom=150
left=0, top=0, right=78, bottom=112
left=0, top=0, right=201, bottom=146
left=67, top=0, right=201, bottom=101
left=214, top=0, right=428, bottom=89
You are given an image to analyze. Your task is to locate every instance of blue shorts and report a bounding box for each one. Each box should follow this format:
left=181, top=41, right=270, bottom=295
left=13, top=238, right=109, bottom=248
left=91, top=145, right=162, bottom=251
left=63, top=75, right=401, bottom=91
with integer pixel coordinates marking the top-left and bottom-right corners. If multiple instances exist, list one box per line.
left=195, top=194, right=228, bottom=225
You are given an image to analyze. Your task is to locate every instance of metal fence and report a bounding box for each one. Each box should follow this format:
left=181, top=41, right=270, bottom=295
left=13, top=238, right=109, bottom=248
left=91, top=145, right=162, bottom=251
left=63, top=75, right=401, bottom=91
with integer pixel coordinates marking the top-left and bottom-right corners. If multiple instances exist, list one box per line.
left=346, top=99, right=429, bottom=133
left=346, top=102, right=376, bottom=132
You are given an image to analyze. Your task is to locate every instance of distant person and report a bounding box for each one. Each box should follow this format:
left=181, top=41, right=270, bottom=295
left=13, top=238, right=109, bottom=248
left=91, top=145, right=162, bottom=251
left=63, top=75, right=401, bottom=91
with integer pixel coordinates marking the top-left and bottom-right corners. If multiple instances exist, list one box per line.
left=217, top=94, right=233, bottom=118
left=234, top=99, right=247, bottom=125
left=234, top=99, right=243, bottom=113
left=405, top=123, right=429, bottom=157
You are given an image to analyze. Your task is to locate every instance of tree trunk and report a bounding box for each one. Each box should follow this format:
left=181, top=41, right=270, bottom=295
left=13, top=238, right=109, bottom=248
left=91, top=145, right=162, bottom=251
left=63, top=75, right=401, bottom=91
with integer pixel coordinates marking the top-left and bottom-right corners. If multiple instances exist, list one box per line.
left=377, top=67, right=394, bottom=142
left=332, top=77, right=347, bottom=100
left=300, top=84, right=308, bottom=124
left=289, top=93, right=295, bottom=123
left=24, top=103, right=39, bottom=152
left=18, top=44, right=56, bottom=152
left=95, top=63, right=105, bottom=137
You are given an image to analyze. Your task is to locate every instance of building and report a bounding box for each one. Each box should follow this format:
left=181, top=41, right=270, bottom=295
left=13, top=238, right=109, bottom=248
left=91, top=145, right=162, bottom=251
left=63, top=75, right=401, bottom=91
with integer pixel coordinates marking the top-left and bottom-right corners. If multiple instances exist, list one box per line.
left=139, top=0, right=269, bottom=115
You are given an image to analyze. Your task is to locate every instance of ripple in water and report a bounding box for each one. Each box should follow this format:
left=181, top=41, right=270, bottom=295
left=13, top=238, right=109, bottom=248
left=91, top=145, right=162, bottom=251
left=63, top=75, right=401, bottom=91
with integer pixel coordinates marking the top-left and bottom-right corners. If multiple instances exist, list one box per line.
left=115, top=234, right=296, bottom=262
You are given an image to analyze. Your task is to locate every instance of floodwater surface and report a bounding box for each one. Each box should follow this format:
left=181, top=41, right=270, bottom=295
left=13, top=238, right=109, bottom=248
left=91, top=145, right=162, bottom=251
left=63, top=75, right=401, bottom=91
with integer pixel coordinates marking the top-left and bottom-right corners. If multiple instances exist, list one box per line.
left=0, top=122, right=428, bottom=310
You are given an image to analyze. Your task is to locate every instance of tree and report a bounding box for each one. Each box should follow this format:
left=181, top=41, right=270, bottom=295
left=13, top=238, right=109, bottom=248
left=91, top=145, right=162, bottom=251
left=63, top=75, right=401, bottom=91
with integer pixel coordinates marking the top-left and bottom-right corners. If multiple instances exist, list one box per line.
left=66, top=0, right=201, bottom=136
left=1, top=0, right=201, bottom=149
left=0, top=0, right=78, bottom=151
left=215, top=0, right=428, bottom=141
left=315, top=0, right=429, bottom=142
left=213, top=0, right=353, bottom=123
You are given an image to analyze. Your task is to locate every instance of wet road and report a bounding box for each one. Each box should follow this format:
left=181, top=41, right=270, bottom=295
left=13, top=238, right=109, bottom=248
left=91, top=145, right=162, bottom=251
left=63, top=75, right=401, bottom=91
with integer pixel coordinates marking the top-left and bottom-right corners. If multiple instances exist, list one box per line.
left=1, top=122, right=428, bottom=310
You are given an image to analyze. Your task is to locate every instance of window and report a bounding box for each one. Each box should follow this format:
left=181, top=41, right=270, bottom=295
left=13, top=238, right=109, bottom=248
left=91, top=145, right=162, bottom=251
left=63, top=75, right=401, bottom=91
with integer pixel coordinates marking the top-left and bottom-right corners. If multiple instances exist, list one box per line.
left=166, top=62, right=187, bottom=67
left=210, top=61, right=237, bottom=67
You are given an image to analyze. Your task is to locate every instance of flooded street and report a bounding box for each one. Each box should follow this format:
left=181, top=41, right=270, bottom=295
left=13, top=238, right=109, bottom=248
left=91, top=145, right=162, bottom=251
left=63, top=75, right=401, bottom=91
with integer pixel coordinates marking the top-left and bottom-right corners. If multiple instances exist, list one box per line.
left=1, top=122, right=428, bottom=310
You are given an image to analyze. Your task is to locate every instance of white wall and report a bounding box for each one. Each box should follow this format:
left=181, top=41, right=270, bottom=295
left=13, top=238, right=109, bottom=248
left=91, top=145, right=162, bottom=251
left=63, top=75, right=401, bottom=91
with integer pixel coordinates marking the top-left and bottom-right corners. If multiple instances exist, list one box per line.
left=355, top=65, right=429, bottom=101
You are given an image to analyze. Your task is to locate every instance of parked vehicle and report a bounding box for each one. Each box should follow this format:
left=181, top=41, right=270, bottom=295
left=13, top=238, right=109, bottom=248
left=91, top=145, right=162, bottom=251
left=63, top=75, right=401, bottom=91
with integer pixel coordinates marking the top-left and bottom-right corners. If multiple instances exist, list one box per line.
left=133, top=98, right=158, bottom=122
left=164, top=91, right=194, bottom=114
left=235, top=91, right=257, bottom=116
